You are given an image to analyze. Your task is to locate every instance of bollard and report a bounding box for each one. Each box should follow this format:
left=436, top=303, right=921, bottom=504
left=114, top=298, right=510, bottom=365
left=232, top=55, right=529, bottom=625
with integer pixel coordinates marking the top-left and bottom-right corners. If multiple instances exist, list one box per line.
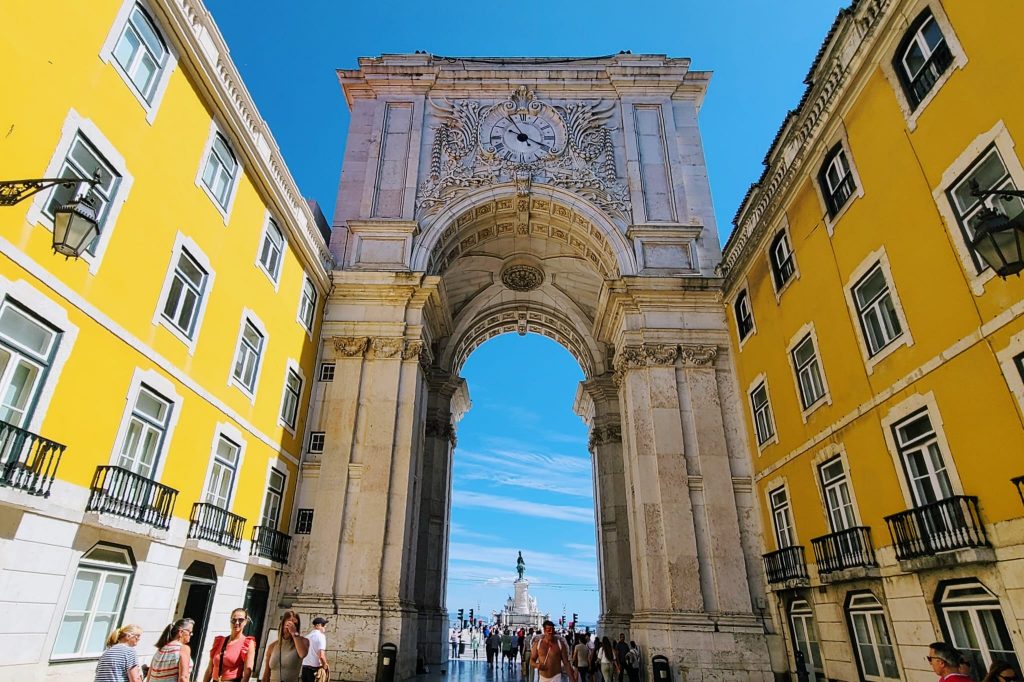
left=651, top=654, right=670, bottom=682
left=377, top=642, right=398, bottom=682
left=794, top=649, right=810, bottom=682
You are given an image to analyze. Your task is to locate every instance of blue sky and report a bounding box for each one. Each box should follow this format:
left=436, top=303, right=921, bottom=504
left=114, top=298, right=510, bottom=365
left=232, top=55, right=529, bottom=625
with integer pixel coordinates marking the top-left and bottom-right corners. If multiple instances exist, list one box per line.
left=203, top=0, right=849, bottom=625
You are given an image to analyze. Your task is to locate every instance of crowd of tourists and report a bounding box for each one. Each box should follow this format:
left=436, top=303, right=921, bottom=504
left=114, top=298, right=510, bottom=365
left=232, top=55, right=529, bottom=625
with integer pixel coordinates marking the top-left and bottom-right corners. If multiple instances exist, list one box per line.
left=925, top=641, right=1018, bottom=681
left=91, top=609, right=330, bottom=682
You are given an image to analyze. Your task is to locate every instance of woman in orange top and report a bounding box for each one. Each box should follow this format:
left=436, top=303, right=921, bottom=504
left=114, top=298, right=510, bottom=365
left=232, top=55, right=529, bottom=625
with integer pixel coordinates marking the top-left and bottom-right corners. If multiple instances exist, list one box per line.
left=203, top=608, right=256, bottom=682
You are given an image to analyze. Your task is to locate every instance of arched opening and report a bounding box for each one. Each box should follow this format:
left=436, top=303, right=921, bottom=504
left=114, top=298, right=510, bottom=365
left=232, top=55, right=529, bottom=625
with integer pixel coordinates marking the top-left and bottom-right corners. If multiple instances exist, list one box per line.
left=176, top=560, right=217, bottom=677
left=445, top=332, right=598, bottom=654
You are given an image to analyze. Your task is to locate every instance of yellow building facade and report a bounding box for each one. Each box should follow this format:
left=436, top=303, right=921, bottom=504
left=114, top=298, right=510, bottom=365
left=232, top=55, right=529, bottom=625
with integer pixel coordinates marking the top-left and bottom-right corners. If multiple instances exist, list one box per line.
left=0, top=1, right=331, bottom=679
left=722, top=1, right=1024, bottom=679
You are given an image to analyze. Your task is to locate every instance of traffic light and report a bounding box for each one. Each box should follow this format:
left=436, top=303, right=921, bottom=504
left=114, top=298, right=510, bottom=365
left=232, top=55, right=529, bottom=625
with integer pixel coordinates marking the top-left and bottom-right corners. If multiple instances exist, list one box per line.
left=572, top=613, right=578, bottom=626
left=457, top=608, right=464, bottom=625
left=469, top=609, right=474, bottom=624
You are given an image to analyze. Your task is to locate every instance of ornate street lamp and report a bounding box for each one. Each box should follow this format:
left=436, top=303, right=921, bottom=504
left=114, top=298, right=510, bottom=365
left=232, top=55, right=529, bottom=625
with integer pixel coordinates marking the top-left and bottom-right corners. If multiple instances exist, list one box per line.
left=0, top=173, right=101, bottom=258
left=970, top=181, right=1024, bottom=278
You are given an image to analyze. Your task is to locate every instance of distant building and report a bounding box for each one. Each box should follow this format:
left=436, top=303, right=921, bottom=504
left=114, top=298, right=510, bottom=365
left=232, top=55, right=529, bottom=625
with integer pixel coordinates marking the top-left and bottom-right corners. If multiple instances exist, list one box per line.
left=722, top=1, right=1024, bottom=679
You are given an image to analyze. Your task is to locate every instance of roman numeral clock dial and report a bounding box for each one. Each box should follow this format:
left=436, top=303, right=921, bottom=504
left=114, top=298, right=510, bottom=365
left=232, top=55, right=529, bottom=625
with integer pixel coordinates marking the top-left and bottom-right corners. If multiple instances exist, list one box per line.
left=482, top=107, right=565, bottom=165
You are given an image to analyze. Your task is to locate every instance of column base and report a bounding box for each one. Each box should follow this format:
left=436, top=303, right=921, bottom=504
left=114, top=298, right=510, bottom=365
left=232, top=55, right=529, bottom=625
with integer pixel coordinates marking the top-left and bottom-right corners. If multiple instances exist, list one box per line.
left=416, top=607, right=449, bottom=671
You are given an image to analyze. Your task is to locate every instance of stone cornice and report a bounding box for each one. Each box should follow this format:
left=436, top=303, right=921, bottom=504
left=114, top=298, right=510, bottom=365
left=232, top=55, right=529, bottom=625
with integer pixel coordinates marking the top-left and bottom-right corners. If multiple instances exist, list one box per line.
left=330, top=336, right=427, bottom=362
left=720, top=0, right=894, bottom=290
left=156, top=0, right=334, bottom=286
left=612, top=342, right=719, bottom=386
left=593, top=276, right=725, bottom=344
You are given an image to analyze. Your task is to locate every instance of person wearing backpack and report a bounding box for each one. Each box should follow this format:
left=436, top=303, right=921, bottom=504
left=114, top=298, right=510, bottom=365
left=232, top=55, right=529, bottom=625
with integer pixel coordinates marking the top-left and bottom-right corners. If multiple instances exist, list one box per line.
left=625, top=641, right=641, bottom=682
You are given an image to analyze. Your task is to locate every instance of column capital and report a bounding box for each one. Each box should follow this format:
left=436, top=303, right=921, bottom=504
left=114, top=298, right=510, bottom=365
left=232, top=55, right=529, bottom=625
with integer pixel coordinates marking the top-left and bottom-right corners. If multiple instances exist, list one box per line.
left=680, top=344, right=718, bottom=367
left=588, top=422, right=623, bottom=452
left=612, top=342, right=679, bottom=385
left=333, top=336, right=370, bottom=357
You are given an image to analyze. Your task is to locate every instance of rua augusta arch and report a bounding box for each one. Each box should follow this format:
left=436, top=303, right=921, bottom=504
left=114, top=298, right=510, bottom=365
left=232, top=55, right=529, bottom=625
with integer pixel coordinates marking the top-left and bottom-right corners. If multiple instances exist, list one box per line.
left=285, top=54, right=777, bottom=680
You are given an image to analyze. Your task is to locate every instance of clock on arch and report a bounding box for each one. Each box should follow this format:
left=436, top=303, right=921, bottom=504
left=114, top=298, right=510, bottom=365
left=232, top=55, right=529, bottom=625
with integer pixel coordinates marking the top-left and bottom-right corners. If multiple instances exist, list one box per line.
left=480, top=96, right=566, bottom=164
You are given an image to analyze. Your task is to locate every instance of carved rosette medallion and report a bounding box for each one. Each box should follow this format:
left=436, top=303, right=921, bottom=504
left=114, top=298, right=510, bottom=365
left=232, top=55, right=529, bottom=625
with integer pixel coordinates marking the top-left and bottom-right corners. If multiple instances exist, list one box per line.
left=500, top=264, right=544, bottom=292
left=334, top=336, right=369, bottom=357
left=680, top=345, right=719, bottom=367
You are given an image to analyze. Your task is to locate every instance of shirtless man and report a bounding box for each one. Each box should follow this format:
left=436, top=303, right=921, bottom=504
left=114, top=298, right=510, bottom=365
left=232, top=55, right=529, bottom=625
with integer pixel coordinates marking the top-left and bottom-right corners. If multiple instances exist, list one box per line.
left=531, top=620, right=578, bottom=682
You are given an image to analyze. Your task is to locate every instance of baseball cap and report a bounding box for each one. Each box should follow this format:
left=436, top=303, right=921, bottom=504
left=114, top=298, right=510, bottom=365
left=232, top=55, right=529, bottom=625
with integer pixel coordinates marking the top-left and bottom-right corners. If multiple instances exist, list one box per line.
left=313, top=617, right=329, bottom=626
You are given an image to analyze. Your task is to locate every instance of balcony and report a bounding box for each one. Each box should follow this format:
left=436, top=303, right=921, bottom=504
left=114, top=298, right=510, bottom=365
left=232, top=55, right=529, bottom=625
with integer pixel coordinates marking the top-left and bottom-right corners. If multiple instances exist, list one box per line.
left=762, top=545, right=809, bottom=585
left=250, top=525, right=291, bottom=563
left=0, top=419, right=67, bottom=497
left=811, top=526, right=877, bottom=575
left=884, top=495, right=989, bottom=561
left=188, top=502, right=246, bottom=550
left=86, top=466, right=178, bottom=530
left=908, top=40, right=953, bottom=107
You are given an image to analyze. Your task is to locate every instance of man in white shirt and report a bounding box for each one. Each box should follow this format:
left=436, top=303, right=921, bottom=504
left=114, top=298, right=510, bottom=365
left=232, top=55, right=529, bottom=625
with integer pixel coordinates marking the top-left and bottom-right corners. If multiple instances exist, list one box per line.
left=302, top=617, right=330, bottom=682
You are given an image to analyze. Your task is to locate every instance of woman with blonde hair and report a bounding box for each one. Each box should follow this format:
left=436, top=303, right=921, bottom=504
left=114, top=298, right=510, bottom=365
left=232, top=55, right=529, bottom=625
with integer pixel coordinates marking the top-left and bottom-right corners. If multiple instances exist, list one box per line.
left=148, top=618, right=194, bottom=681
left=93, top=624, right=143, bottom=682
left=204, top=608, right=257, bottom=682
left=262, top=610, right=310, bottom=682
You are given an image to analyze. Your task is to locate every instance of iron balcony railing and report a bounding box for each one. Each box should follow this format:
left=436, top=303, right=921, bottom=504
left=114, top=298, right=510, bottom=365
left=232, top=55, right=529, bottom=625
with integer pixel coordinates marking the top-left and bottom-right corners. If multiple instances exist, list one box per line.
left=827, top=173, right=858, bottom=216
left=188, top=502, right=246, bottom=550
left=811, top=526, right=877, bottom=574
left=762, top=545, right=808, bottom=584
left=0, top=418, right=67, bottom=497
left=885, top=495, right=989, bottom=561
left=908, top=40, right=953, bottom=107
left=86, top=465, right=178, bottom=530
left=250, top=525, right=291, bottom=563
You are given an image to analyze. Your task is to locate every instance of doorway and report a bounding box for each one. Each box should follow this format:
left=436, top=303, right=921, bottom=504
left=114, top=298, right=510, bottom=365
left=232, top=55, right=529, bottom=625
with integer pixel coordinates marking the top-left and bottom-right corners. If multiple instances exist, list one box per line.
left=176, top=560, right=217, bottom=679
left=244, top=574, right=270, bottom=652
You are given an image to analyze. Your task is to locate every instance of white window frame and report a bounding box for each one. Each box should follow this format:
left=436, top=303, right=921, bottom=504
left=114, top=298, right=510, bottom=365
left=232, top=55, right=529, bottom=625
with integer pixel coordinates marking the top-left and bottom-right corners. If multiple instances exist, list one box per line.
left=108, top=368, right=182, bottom=483
left=51, top=544, right=135, bottom=660
left=748, top=374, right=777, bottom=450
left=99, top=0, right=178, bottom=122
left=786, top=324, right=831, bottom=420
left=201, top=422, right=247, bottom=511
left=152, top=232, right=215, bottom=353
left=228, top=310, right=268, bottom=403
left=933, top=121, right=1024, bottom=295
left=789, top=599, right=825, bottom=680
left=0, top=300, right=62, bottom=429
left=297, top=276, right=318, bottom=335
left=846, top=593, right=900, bottom=681
left=814, top=128, right=864, bottom=234
left=259, top=462, right=287, bottom=531
left=733, top=286, right=756, bottom=347
left=278, top=360, right=304, bottom=434
left=844, top=248, right=913, bottom=373
left=195, top=121, right=241, bottom=223
left=308, top=431, right=325, bottom=454
left=256, top=212, right=285, bottom=288
left=767, top=224, right=799, bottom=297
left=25, top=110, right=135, bottom=275
left=939, top=582, right=1021, bottom=676
left=996, top=329, right=1024, bottom=421
left=768, top=484, right=795, bottom=549
left=818, top=457, right=857, bottom=533
left=319, top=362, right=336, bottom=382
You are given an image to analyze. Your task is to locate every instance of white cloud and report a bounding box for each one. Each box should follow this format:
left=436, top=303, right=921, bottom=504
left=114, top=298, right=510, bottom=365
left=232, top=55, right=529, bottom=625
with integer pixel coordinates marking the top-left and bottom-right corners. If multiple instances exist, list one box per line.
left=452, top=490, right=594, bottom=523
left=454, top=446, right=593, bottom=498
left=449, top=542, right=598, bottom=583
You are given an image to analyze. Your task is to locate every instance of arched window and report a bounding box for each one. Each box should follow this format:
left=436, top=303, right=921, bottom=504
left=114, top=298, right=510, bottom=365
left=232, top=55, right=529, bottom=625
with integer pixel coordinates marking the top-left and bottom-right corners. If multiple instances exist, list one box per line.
left=845, top=592, right=899, bottom=681
left=789, top=599, right=824, bottom=680
left=892, top=8, right=953, bottom=109
left=937, top=581, right=1019, bottom=677
left=201, top=133, right=239, bottom=209
left=734, top=290, right=754, bottom=340
left=769, top=231, right=796, bottom=290
left=52, top=544, right=135, bottom=659
left=818, top=143, right=857, bottom=218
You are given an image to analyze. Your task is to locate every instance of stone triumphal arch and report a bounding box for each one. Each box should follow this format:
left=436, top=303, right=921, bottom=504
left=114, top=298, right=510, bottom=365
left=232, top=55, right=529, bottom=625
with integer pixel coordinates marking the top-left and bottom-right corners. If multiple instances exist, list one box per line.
left=289, top=54, right=774, bottom=680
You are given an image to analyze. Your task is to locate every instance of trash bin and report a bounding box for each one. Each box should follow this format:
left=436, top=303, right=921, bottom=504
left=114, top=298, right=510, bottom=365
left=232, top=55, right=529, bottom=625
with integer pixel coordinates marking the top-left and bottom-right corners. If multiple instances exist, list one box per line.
left=651, top=654, right=670, bottom=682
left=377, top=642, right=398, bottom=682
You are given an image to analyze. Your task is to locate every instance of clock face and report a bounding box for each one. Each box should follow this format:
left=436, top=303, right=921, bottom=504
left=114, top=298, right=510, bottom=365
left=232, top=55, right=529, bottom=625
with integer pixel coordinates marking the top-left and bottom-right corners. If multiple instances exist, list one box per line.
left=485, top=112, right=562, bottom=164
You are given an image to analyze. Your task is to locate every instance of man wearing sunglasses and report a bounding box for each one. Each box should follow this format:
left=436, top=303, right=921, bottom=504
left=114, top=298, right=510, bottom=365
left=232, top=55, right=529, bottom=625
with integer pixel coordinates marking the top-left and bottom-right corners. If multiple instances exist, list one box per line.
left=926, top=642, right=972, bottom=681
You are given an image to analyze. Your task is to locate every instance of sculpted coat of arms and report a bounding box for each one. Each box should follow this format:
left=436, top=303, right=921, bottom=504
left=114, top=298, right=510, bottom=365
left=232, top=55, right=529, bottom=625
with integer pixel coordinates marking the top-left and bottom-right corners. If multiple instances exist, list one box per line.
left=416, top=86, right=630, bottom=219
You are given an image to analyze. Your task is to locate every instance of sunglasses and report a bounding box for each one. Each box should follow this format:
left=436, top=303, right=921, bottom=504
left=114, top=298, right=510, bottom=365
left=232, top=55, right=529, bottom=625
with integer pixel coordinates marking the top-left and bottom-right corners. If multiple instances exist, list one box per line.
left=231, top=618, right=247, bottom=624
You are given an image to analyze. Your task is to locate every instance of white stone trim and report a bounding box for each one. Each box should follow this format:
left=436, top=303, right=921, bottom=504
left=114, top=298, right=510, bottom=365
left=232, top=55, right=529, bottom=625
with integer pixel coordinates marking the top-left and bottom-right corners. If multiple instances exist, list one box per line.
left=762, top=474, right=798, bottom=548
left=809, top=443, right=864, bottom=531
left=766, top=215, right=800, bottom=301
left=878, top=391, right=964, bottom=508
left=99, top=0, right=179, bottom=124
left=228, top=309, right=268, bottom=405
left=813, top=124, right=865, bottom=235
left=843, top=246, right=914, bottom=373
left=932, top=120, right=1023, bottom=296
left=0, top=276, right=79, bottom=436
left=24, top=108, right=135, bottom=276
left=277, top=358, right=305, bottom=436
left=199, top=421, right=249, bottom=510
left=0, top=235, right=298, bottom=467
left=996, top=329, right=1024, bottom=422
left=254, top=209, right=284, bottom=291
left=747, top=372, right=779, bottom=452
left=879, top=0, right=968, bottom=132
left=194, top=119, right=241, bottom=225
left=785, top=322, right=832, bottom=422
left=151, top=231, right=216, bottom=355
left=107, top=367, right=184, bottom=483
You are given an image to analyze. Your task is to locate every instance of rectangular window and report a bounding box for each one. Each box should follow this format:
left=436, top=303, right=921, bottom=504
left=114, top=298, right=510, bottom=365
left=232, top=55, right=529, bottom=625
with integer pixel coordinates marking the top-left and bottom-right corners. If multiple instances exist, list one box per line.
left=161, top=249, right=207, bottom=338
left=853, top=264, right=903, bottom=356
left=204, top=436, right=239, bottom=509
left=847, top=594, right=900, bottom=681
left=895, top=9, right=953, bottom=108
left=261, top=468, right=286, bottom=529
left=232, top=320, right=264, bottom=394
left=53, top=546, right=133, bottom=658
left=111, top=4, right=168, bottom=102
left=819, top=144, right=856, bottom=217
left=319, top=363, right=335, bottom=382
left=735, top=292, right=754, bottom=340
left=819, top=458, right=856, bottom=533
left=258, top=219, right=284, bottom=283
left=893, top=409, right=953, bottom=506
left=308, top=431, right=325, bottom=454
left=750, top=382, right=775, bottom=446
left=280, top=368, right=302, bottom=429
left=43, top=134, right=121, bottom=254
left=792, top=335, right=826, bottom=409
left=299, top=278, right=317, bottom=332
left=201, top=133, right=238, bottom=209
left=948, top=146, right=1024, bottom=272
left=0, top=302, right=60, bottom=427
left=295, top=508, right=314, bottom=535
left=770, top=232, right=796, bottom=290
left=769, top=486, right=794, bottom=549
left=116, top=386, right=172, bottom=479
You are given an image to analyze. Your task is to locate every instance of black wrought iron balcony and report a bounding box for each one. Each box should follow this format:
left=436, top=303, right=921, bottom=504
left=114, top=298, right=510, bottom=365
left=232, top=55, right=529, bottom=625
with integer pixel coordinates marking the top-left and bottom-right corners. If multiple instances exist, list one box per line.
left=811, top=526, right=877, bottom=574
left=885, top=495, right=989, bottom=561
left=250, top=525, right=291, bottom=563
left=762, top=545, right=808, bottom=584
left=908, top=41, right=953, bottom=107
left=0, top=419, right=67, bottom=497
left=827, top=173, right=857, bottom=216
left=86, top=466, right=178, bottom=530
left=188, top=502, right=246, bottom=550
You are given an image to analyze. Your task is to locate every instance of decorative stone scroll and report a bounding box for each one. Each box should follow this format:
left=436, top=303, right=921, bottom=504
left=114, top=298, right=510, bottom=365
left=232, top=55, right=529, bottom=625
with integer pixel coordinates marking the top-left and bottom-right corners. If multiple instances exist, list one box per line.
left=368, top=338, right=404, bottom=359
left=332, top=336, right=433, bottom=363
left=424, top=417, right=457, bottom=446
left=588, top=423, right=623, bottom=452
left=334, top=336, right=369, bottom=357
left=613, top=343, right=680, bottom=386
left=680, top=345, right=718, bottom=367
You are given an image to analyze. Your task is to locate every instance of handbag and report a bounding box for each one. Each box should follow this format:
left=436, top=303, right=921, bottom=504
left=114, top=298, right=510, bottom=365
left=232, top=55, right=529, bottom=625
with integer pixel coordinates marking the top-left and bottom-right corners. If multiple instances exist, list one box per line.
left=314, top=667, right=329, bottom=682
